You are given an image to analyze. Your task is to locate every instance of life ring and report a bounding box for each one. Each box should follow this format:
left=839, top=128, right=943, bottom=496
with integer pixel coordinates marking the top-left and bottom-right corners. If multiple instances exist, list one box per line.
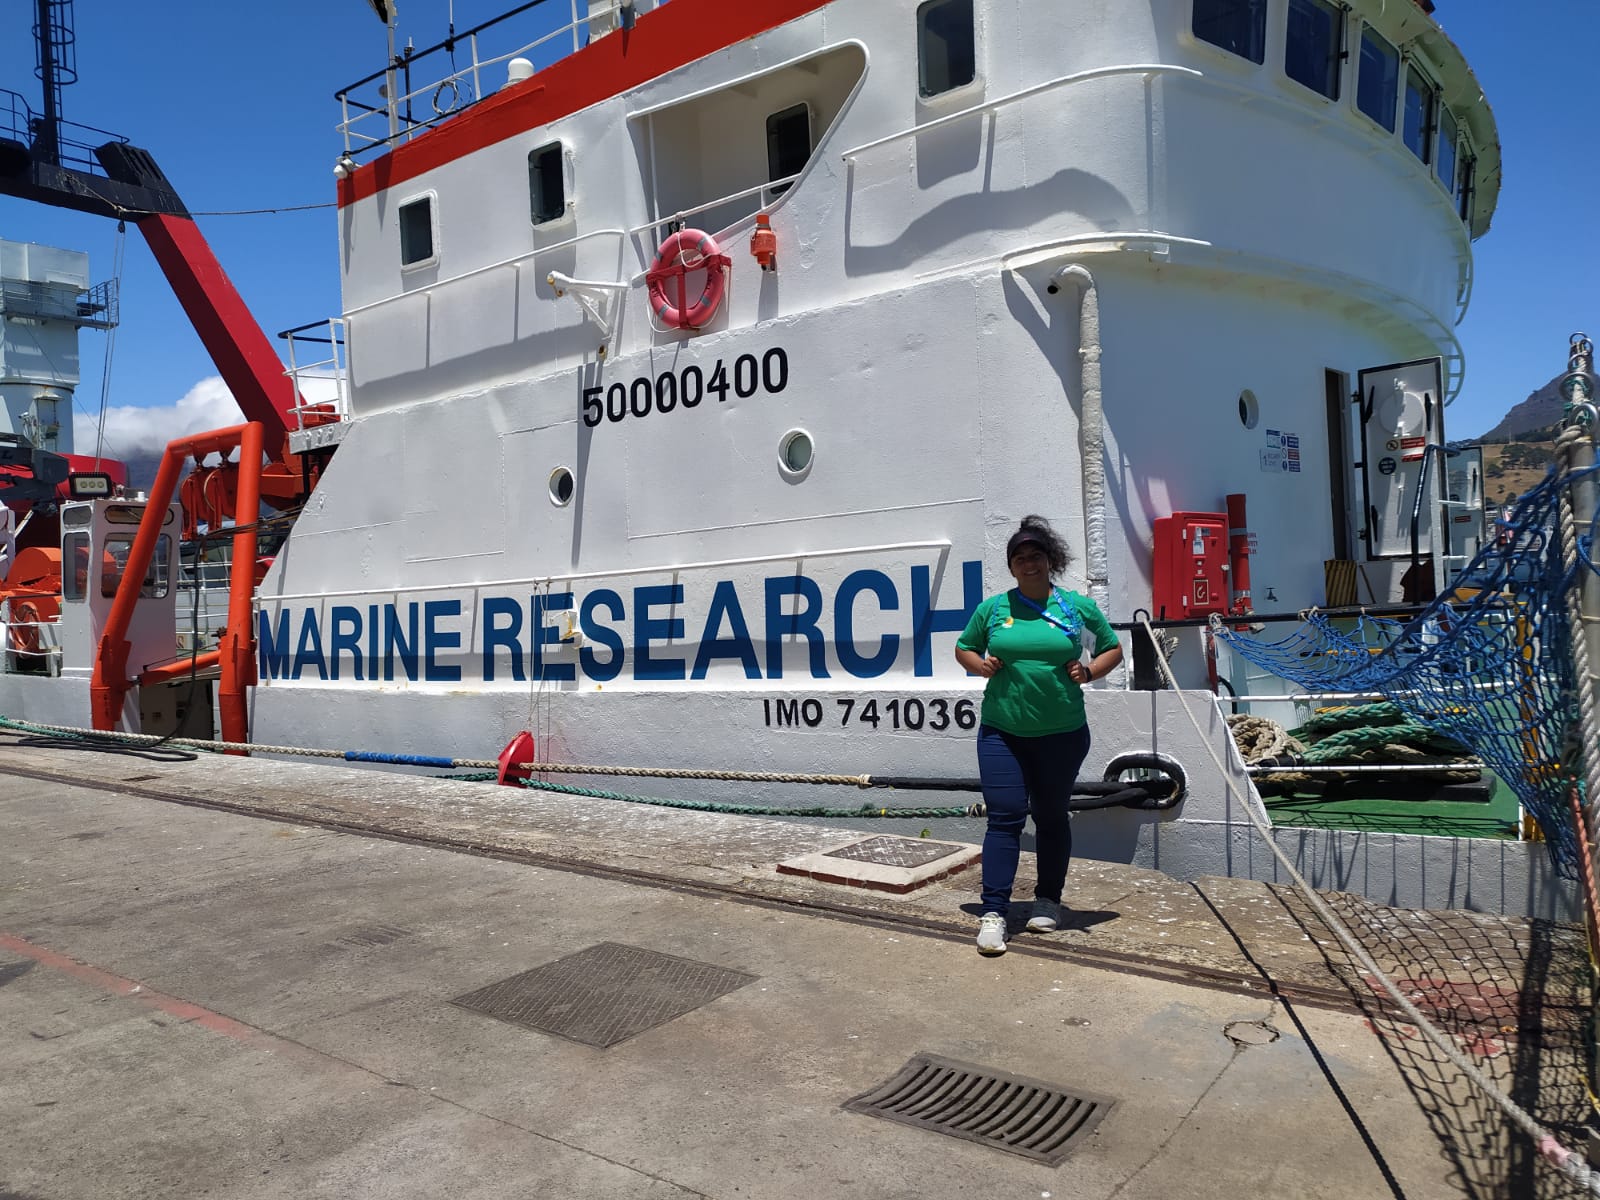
left=646, top=229, right=731, bottom=331
left=9, top=600, right=42, bottom=657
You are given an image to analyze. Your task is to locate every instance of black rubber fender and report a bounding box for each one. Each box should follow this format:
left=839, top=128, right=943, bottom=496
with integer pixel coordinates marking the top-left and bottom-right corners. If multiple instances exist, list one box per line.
left=1101, top=751, right=1188, bottom=809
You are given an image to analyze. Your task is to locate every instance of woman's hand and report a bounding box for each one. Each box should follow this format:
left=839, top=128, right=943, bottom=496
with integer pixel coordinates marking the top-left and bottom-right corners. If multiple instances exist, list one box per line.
left=1066, top=660, right=1091, bottom=684
left=956, top=648, right=1003, bottom=678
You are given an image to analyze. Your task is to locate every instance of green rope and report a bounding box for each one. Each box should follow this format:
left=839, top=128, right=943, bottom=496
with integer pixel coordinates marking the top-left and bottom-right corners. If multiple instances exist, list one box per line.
left=441, top=771, right=980, bottom=819
left=0, top=715, right=222, bottom=753
left=1289, top=701, right=1410, bottom=738
left=1297, top=721, right=1472, bottom=764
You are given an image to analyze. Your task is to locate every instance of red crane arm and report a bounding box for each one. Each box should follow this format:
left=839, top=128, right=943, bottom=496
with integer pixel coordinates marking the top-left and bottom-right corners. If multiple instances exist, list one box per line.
left=137, top=214, right=300, bottom=452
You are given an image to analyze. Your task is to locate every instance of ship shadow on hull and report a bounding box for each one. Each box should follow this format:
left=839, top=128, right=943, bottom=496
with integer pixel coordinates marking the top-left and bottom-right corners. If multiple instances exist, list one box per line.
left=843, top=164, right=1136, bottom=279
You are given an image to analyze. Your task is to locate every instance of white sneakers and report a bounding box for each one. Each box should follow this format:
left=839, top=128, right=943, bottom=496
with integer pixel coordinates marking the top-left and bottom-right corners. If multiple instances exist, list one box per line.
left=1026, top=898, right=1060, bottom=933
left=978, top=901, right=1064, bottom=955
left=976, top=912, right=1008, bottom=955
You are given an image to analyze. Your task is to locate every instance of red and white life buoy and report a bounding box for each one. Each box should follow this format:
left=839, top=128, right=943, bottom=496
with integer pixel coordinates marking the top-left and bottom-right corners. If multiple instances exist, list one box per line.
left=646, top=229, right=731, bottom=331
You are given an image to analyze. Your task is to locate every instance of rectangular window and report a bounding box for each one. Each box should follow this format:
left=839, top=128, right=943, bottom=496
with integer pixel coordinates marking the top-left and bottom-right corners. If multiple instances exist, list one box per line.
left=1356, top=26, right=1398, bottom=131
left=101, top=535, right=171, bottom=599
left=398, top=196, right=435, bottom=266
left=63, top=532, right=89, bottom=602
left=528, top=142, right=566, bottom=224
left=1193, top=0, right=1267, bottom=65
left=1457, top=153, right=1476, bottom=223
left=918, top=0, right=975, bottom=96
left=1285, top=0, right=1342, bottom=99
left=1402, top=64, right=1433, bottom=163
left=766, top=103, right=813, bottom=197
left=1435, top=105, right=1458, bottom=192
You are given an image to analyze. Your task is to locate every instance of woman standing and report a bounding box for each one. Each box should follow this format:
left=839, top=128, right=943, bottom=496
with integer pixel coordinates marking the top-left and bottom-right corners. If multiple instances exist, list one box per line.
left=953, top=516, right=1123, bottom=956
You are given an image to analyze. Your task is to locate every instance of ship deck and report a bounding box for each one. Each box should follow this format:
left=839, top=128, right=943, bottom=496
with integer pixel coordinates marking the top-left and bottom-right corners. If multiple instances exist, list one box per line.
left=0, top=735, right=1592, bottom=1198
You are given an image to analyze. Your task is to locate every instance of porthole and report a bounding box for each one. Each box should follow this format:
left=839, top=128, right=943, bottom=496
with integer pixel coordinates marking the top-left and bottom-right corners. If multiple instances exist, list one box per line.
left=778, top=429, right=814, bottom=479
left=1238, top=389, right=1260, bottom=430
left=548, top=466, right=575, bottom=506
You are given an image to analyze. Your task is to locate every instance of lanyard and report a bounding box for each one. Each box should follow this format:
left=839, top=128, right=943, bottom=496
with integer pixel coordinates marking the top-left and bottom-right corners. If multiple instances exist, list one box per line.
left=1010, top=588, right=1081, bottom=639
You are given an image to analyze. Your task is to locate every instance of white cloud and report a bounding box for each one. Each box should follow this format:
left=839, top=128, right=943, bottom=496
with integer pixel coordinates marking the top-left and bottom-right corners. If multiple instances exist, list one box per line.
left=69, top=372, right=344, bottom=462
left=72, top=376, right=246, bottom=461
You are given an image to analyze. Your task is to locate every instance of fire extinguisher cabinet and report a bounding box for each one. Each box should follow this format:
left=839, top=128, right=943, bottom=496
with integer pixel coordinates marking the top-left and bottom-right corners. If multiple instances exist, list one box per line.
left=1152, top=512, right=1229, bottom=620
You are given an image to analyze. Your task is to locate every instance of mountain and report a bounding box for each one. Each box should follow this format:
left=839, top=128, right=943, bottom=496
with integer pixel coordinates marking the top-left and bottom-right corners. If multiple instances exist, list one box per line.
left=1475, top=369, right=1569, bottom=442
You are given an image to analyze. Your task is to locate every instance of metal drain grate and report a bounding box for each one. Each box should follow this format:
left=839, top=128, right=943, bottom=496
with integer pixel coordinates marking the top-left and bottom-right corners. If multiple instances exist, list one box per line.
left=452, top=942, right=756, bottom=1048
left=822, top=836, right=964, bottom=869
left=843, top=1053, right=1113, bottom=1165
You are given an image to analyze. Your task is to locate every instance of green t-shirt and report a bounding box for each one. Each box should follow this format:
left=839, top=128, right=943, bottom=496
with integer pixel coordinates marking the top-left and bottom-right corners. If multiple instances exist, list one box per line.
left=955, top=588, right=1118, bottom=736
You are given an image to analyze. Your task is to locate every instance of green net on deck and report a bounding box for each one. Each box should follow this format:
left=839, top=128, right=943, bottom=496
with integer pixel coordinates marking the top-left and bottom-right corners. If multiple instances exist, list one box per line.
left=1213, top=462, right=1600, bottom=878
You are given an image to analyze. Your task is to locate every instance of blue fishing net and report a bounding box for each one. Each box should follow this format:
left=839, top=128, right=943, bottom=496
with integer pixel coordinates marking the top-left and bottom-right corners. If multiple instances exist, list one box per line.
left=1213, top=462, right=1600, bottom=878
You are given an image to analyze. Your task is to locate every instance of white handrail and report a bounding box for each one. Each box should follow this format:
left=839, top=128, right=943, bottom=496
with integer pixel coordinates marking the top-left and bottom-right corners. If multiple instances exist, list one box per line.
left=839, top=63, right=1203, bottom=160
left=627, top=175, right=802, bottom=237
left=342, top=227, right=629, bottom=320
left=260, top=539, right=954, bottom=605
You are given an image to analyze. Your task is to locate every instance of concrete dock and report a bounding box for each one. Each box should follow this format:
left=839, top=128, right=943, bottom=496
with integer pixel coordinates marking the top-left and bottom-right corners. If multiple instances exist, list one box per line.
left=0, top=732, right=1592, bottom=1199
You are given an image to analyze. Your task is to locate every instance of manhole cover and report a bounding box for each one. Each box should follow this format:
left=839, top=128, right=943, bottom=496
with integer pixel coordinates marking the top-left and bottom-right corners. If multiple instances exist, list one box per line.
left=844, top=1052, right=1113, bottom=1165
left=452, top=942, right=756, bottom=1048
left=823, top=836, right=963, bottom=869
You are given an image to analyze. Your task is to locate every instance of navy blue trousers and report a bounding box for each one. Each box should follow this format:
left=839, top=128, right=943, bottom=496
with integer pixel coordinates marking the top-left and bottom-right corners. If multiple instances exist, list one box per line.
left=976, top=723, right=1091, bottom=915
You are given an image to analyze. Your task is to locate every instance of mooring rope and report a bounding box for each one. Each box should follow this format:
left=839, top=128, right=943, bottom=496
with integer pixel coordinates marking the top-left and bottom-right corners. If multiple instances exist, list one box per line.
left=1137, top=613, right=1600, bottom=1194
left=444, top=771, right=982, bottom=819
left=0, top=715, right=1178, bottom=818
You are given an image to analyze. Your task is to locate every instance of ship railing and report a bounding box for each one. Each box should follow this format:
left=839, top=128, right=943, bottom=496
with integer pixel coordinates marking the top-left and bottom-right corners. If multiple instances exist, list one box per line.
left=336, top=0, right=625, bottom=159
left=628, top=174, right=802, bottom=245
left=0, top=87, right=129, bottom=177
left=342, top=227, right=630, bottom=328
left=259, top=539, right=953, bottom=605
left=838, top=63, right=1202, bottom=161
left=343, top=172, right=802, bottom=334
left=280, top=319, right=350, bottom=431
left=174, top=559, right=236, bottom=654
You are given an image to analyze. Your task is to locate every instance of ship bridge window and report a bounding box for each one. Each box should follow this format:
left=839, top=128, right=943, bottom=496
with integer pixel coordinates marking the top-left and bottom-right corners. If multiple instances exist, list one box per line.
left=1285, top=0, right=1343, bottom=100
left=529, top=142, right=567, bottom=224
left=1402, top=64, right=1434, bottom=164
left=398, top=194, right=437, bottom=267
left=766, top=104, right=813, bottom=198
left=918, top=0, right=976, bottom=96
left=1435, top=105, right=1458, bottom=192
left=1192, top=0, right=1267, bottom=65
left=1356, top=26, right=1398, bottom=131
left=100, top=535, right=171, bottom=599
left=62, top=532, right=88, bottom=602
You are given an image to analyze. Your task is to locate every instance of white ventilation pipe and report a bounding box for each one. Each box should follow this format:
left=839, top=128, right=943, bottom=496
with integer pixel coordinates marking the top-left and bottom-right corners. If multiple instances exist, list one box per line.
left=1048, top=264, right=1108, bottom=614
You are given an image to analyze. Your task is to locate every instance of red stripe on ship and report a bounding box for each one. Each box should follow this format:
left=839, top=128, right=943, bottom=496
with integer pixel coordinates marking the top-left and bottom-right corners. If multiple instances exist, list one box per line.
left=338, top=0, right=833, bottom=207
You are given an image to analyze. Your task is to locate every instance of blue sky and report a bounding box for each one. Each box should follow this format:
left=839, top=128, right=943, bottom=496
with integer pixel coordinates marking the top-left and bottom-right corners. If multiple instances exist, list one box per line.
left=1, top=1, right=1595, bottom=460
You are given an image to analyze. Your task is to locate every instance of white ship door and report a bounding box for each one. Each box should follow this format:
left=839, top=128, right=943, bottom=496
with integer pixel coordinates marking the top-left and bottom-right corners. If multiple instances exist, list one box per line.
left=1357, top=358, right=1446, bottom=595
left=1444, top=445, right=1485, bottom=586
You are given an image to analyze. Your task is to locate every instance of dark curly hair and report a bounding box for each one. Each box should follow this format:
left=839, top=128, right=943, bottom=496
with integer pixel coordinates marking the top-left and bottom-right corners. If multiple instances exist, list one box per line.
left=1006, top=514, right=1072, bottom=577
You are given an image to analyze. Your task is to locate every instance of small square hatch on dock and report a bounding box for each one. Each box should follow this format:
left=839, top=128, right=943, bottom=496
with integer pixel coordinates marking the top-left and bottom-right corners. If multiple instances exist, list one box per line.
left=777, top=835, right=978, bottom=894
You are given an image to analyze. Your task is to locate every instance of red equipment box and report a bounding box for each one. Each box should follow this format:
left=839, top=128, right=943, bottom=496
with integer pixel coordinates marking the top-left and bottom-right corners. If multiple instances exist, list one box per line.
left=1152, top=511, right=1228, bottom=620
